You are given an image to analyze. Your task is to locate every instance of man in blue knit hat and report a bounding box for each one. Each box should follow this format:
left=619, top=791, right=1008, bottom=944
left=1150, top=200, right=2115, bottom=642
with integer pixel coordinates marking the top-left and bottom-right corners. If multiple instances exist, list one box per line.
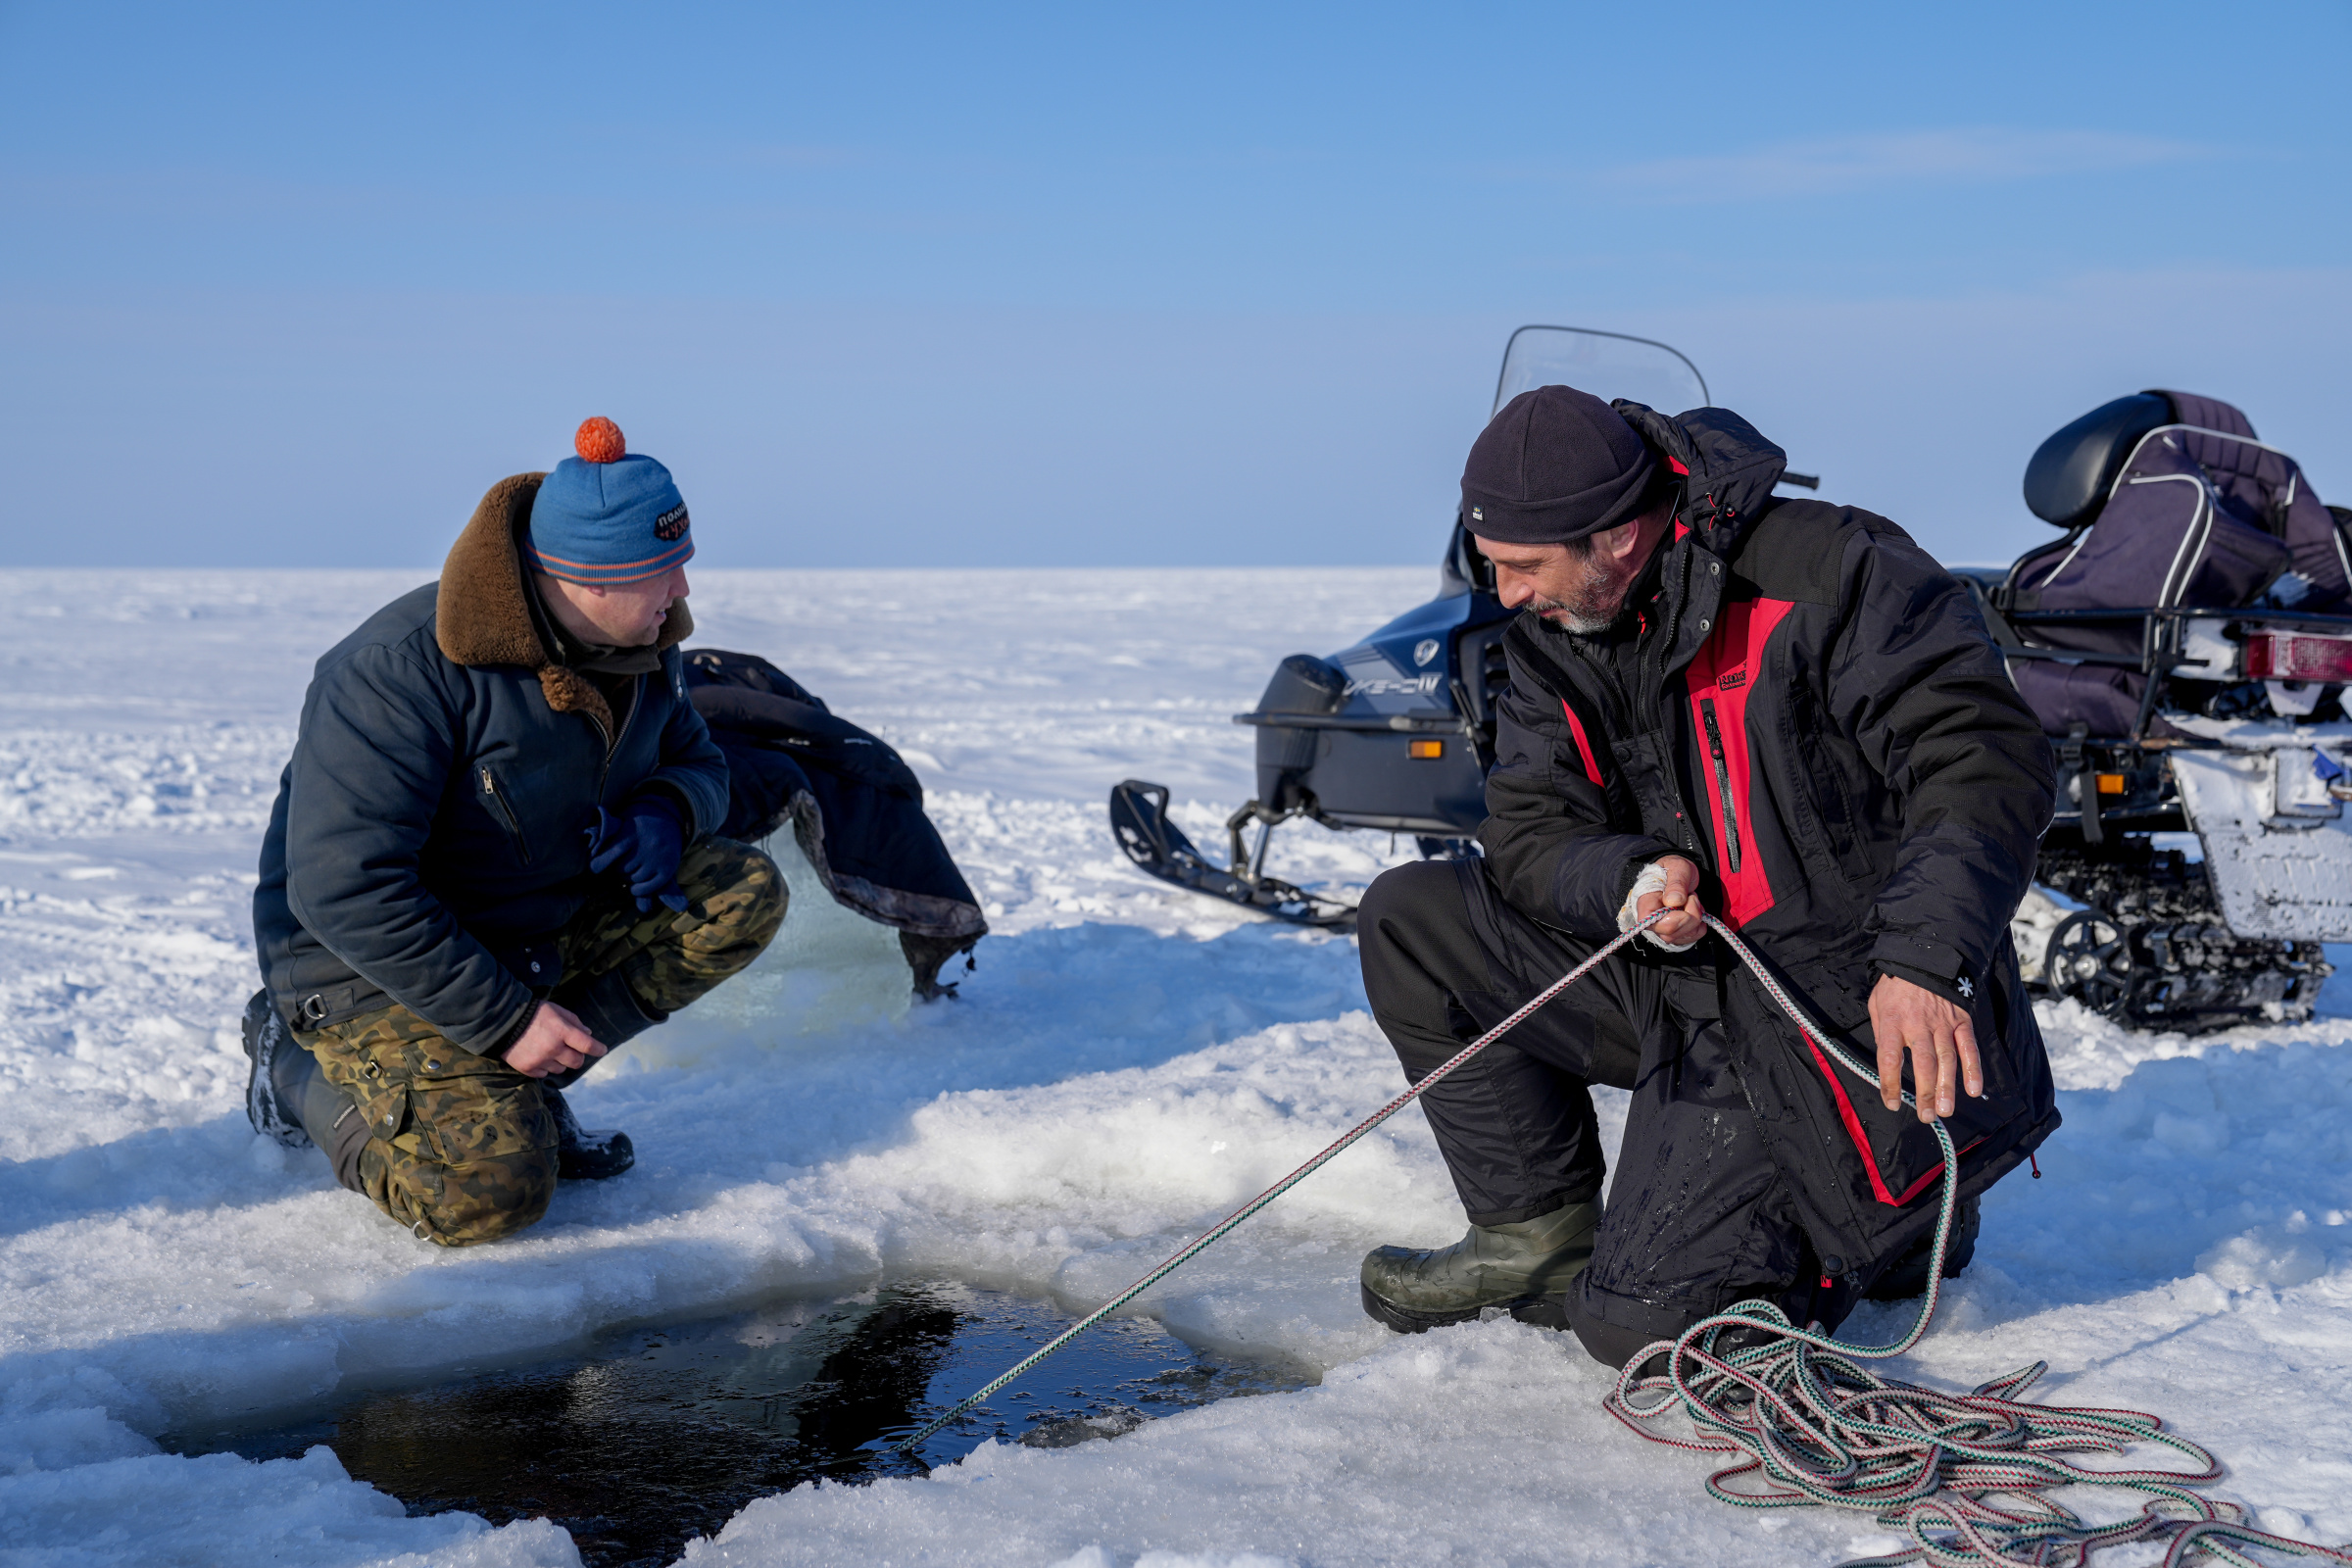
left=239, top=418, right=788, bottom=1245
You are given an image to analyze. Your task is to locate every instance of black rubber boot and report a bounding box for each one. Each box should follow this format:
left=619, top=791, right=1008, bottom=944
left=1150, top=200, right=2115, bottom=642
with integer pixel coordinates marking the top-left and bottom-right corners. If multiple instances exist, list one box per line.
left=242, top=989, right=314, bottom=1150
left=543, top=1085, right=635, bottom=1182
left=308, top=1070, right=373, bottom=1194
left=536, top=970, right=653, bottom=1179
left=1359, top=1199, right=1601, bottom=1333
left=243, top=989, right=372, bottom=1192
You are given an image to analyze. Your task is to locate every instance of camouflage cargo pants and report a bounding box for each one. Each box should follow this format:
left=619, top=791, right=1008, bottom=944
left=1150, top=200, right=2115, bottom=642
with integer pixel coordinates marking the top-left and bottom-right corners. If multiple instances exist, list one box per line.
left=300, top=837, right=786, bottom=1246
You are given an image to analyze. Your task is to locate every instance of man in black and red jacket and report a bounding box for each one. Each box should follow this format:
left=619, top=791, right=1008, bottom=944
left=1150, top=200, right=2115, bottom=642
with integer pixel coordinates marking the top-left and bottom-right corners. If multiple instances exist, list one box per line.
left=1355, top=386, right=2059, bottom=1366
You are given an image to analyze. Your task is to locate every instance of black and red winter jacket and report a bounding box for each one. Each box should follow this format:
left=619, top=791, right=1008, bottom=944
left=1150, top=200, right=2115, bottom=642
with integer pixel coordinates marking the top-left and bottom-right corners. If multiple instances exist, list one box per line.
left=1480, top=402, right=2061, bottom=1271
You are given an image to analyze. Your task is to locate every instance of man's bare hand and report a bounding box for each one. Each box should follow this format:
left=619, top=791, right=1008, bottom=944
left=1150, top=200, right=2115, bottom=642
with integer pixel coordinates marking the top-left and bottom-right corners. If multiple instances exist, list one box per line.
left=1867, top=974, right=1983, bottom=1122
left=503, top=1001, right=608, bottom=1080
left=1636, top=856, right=1709, bottom=948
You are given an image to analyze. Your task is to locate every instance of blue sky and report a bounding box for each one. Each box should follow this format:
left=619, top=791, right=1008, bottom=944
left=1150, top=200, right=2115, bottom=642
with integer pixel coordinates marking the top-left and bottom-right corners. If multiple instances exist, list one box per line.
left=3, top=1, right=2347, bottom=569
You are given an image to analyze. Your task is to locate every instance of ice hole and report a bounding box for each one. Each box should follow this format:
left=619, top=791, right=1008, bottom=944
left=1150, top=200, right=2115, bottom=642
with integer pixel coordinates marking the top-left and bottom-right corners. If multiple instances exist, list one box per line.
left=163, top=1280, right=1311, bottom=1568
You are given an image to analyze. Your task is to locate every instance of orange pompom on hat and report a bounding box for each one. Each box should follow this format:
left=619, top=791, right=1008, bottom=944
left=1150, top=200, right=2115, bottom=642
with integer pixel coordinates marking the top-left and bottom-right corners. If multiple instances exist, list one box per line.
left=574, top=416, right=626, bottom=464
left=526, top=417, right=695, bottom=585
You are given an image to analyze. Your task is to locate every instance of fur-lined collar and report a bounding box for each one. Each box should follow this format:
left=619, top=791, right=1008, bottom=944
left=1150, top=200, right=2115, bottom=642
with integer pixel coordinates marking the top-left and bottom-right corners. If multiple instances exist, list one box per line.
left=435, top=472, right=695, bottom=737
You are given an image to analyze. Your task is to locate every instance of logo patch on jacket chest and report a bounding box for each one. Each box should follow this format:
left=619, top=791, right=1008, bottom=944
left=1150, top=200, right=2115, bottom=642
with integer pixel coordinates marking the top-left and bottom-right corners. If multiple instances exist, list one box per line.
left=1717, top=668, right=1747, bottom=692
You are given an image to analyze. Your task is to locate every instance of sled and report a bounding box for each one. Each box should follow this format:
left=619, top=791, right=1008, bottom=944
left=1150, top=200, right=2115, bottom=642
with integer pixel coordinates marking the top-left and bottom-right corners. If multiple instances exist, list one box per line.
left=1963, top=389, right=2352, bottom=1030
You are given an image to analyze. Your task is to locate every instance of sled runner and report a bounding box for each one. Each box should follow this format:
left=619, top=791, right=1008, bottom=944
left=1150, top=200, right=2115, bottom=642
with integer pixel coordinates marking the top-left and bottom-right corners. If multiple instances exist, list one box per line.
left=1109, top=779, right=1355, bottom=928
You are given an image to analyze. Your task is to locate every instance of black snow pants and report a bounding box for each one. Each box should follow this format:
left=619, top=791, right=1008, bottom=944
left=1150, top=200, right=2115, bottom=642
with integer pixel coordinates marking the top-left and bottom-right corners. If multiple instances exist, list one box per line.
left=1357, top=858, right=1861, bottom=1368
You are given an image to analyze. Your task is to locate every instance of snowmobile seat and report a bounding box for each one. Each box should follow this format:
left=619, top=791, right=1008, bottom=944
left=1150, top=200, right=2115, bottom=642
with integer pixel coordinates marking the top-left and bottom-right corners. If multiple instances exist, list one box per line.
left=2002, top=391, right=2351, bottom=738
left=2021, top=393, right=2173, bottom=529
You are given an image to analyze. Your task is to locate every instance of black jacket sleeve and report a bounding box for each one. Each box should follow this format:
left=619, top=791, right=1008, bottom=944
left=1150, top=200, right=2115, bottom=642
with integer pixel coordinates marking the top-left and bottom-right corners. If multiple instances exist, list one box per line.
left=1831, top=526, right=2057, bottom=990
left=1478, top=650, right=1680, bottom=937
left=282, top=641, right=534, bottom=1052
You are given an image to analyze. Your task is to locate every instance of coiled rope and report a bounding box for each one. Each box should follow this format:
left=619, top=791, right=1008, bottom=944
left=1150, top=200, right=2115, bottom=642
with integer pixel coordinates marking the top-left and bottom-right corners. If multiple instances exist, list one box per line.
left=1607, top=918, right=2352, bottom=1568
left=896, top=910, right=2350, bottom=1567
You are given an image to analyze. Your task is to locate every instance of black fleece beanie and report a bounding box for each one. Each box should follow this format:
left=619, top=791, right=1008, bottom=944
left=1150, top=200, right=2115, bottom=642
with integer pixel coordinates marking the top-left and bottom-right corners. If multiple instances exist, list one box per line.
left=1460, top=385, right=1659, bottom=545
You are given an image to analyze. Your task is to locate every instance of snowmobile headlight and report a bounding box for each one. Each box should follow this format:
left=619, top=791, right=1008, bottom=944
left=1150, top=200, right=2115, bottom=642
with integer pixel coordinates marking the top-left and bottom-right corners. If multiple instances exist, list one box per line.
left=1409, top=740, right=1445, bottom=760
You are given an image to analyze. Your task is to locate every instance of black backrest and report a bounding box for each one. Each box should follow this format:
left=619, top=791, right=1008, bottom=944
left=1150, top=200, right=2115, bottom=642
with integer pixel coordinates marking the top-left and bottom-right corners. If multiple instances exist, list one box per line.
left=2022, top=392, right=2175, bottom=527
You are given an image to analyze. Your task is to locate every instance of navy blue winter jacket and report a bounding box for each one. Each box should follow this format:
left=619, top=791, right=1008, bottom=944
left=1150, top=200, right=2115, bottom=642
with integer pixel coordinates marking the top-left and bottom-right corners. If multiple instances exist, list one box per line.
left=253, top=473, right=729, bottom=1053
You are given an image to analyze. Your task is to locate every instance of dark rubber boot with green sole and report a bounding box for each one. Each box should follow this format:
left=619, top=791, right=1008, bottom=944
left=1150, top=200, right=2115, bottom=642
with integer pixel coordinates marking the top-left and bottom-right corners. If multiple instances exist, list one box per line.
left=1359, top=1200, right=1600, bottom=1333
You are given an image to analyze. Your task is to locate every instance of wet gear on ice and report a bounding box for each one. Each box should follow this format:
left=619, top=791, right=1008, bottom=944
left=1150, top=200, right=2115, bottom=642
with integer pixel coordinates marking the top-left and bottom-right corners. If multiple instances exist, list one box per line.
left=1357, top=396, right=2060, bottom=1362
left=683, top=648, right=990, bottom=999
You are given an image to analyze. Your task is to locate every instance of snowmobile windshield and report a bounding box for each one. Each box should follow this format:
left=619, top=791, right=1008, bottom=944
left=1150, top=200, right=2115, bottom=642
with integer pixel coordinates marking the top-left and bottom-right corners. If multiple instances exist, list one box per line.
left=1493, top=326, right=1709, bottom=418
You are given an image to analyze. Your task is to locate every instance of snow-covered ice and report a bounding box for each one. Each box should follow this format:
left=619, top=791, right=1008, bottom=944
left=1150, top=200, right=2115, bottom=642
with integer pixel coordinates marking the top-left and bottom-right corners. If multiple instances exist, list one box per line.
left=4, top=567, right=2351, bottom=1566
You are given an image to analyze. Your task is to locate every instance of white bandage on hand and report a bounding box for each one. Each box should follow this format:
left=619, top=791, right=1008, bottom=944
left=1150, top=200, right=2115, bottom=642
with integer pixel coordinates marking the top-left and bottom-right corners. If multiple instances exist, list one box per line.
left=1617, top=860, right=1701, bottom=952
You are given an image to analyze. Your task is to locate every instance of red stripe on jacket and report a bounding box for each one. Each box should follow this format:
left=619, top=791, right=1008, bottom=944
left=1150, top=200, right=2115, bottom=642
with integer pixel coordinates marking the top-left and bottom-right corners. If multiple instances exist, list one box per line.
left=1803, top=1035, right=1900, bottom=1206
left=1798, top=1032, right=1986, bottom=1209
left=1682, top=595, right=1794, bottom=928
left=1671, top=562, right=1970, bottom=1213
left=1558, top=700, right=1604, bottom=788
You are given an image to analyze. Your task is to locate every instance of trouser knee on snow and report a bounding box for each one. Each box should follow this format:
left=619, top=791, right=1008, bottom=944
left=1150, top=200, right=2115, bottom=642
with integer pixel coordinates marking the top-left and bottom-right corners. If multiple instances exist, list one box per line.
left=296, top=835, right=787, bottom=1246
left=1357, top=858, right=1848, bottom=1364
left=302, top=1003, right=560, bottom=1245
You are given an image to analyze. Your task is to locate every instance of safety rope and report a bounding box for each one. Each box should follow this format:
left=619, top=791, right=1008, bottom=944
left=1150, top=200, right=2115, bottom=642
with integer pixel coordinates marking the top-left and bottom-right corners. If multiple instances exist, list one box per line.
left=895, top=909, right=2351, bottom=1567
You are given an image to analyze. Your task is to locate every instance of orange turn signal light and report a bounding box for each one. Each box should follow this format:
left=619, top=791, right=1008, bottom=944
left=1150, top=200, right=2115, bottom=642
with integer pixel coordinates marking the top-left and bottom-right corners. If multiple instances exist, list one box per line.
left=2095, top=773, right=2126, bottom=795
left=1409, top=739, right=1445, bottom=760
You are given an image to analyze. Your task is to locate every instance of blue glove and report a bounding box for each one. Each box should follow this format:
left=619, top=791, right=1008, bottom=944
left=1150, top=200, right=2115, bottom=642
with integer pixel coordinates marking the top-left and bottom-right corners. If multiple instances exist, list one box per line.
left=585, top=797, right=689, bottom=913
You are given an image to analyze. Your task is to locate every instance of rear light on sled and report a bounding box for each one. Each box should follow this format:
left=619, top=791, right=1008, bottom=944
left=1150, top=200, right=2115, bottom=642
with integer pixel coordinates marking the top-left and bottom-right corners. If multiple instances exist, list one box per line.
left=2243, top=630, right=2352, bottom=683
left=1408, top=740, right=1445, bottom=760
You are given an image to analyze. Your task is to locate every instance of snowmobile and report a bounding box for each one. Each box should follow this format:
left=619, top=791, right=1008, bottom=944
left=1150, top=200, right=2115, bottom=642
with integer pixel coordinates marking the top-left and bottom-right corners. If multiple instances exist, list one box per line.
left=1109, top=326, right=1817, bottom=930
left=1959, top=389, right=2352, bottom=1032
left=1113, top=339, right=2349, bottom=1036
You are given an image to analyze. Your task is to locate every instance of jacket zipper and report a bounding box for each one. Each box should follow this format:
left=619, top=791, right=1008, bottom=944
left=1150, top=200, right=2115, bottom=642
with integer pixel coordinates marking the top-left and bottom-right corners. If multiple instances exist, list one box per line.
left=478, top=766, right=532, bottom=864
left=1699, top=696, right=1741, bottom=872
left=595, top=676, right=643, bottom=795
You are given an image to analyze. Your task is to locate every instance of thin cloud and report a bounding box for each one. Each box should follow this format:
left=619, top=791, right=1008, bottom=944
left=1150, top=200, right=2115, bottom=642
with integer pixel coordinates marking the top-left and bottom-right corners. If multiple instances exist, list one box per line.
left=1596, top=127, right=2208, bottom=203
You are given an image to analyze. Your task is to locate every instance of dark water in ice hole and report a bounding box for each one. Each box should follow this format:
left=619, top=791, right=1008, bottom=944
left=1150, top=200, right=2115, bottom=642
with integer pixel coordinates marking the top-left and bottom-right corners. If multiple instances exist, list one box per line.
left=166, top=1280, right=1310, bottom=1568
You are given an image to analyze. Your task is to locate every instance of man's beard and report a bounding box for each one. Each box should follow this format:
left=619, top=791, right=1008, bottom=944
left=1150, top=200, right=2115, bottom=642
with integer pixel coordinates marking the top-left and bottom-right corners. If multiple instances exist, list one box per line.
left=1532, top=575, right=1634, bottom=635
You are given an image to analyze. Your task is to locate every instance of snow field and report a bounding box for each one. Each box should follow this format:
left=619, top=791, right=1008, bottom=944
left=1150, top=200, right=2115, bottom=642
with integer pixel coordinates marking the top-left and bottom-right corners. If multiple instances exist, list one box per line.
left=3, top=567, right=2351, bottom=1565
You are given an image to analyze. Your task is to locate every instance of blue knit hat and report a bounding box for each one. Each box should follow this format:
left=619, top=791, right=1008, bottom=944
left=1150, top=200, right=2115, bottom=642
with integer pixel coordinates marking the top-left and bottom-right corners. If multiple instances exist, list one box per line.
left=525, top=417, right=696, bottom=585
